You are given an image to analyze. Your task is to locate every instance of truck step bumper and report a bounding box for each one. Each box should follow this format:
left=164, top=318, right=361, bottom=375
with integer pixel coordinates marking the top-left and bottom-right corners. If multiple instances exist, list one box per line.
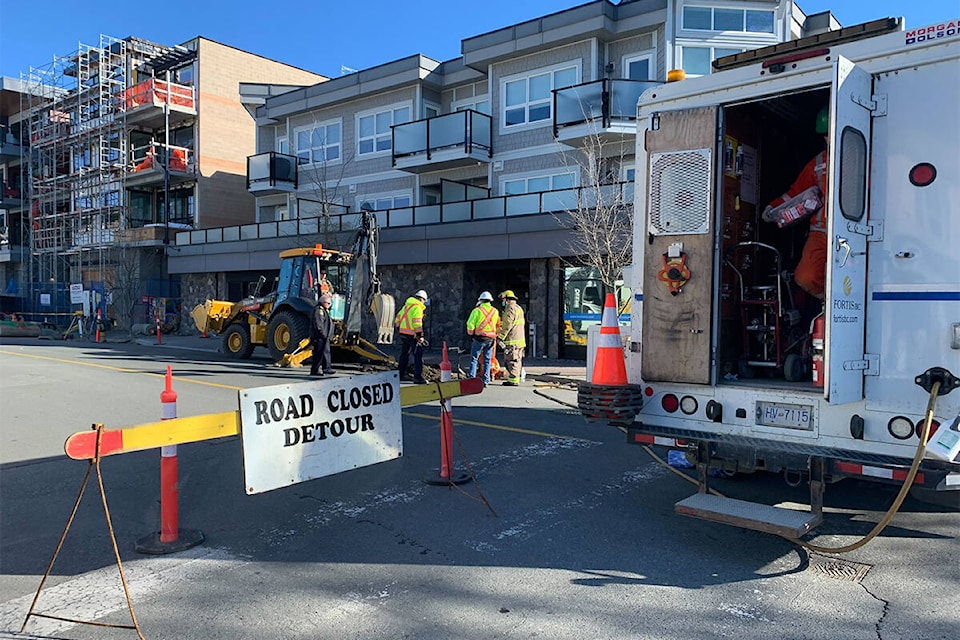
left=676, top=493, right=821, bottom=538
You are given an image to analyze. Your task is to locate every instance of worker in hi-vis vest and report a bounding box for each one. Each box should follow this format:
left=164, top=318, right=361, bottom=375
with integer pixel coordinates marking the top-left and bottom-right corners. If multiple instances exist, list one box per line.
left=497, top=290, right=526, bottom=386
left=466, top=291, right=500, bottom=385
left=395, top=289, right=428, bottom=383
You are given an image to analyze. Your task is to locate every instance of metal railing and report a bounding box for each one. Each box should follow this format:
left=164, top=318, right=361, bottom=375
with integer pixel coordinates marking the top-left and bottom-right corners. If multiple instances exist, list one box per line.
left=130, top=143, right=194, bottom=174
left=553, top=78, right=662, bottom=137
left=392, top=109, right=492, bottom=164
left=176, top=181, right=633, bottom=246
left=247, top=152, right=299, bottom=190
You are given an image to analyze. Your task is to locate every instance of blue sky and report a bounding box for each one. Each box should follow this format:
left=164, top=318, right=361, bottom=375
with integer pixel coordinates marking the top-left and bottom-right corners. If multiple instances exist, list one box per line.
left=1, top=1, right=957, bottom=79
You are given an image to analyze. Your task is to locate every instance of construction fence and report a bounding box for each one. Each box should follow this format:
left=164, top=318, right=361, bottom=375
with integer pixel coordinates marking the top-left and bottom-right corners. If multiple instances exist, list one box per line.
left=13, top=279, right=182, bottom=331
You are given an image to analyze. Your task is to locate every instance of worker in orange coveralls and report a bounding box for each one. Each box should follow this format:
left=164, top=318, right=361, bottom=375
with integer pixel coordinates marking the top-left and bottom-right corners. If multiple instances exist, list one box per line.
left=763, top=106, right=829, bottom=300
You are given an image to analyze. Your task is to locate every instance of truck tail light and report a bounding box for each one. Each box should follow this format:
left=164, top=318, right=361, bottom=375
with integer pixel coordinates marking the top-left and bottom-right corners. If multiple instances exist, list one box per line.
left=661, top=394, right=679, bottom=413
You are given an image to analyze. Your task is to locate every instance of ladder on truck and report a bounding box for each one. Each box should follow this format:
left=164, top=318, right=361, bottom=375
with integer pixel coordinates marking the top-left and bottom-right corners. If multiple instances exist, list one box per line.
left=674, top=443, right=824, bottom=538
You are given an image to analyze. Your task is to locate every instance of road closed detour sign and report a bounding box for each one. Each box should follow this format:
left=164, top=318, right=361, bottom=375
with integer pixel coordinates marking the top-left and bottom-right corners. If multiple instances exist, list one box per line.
left=239, top=371, right=402, bottom=494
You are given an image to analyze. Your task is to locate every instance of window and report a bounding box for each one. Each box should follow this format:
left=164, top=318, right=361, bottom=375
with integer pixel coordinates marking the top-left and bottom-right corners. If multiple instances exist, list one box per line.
left=681, top=46, right=743, bottom=76
left=623, top=53, right=656, bottom=81
left=682, top=5, right=774, bottom=33
left=454, top=99, right=491, bottom=115
left=358, top=192, right=412, bottom=211
left=502, top=171, right=576, bottom=195
left=424, top=102, right=440, bottom=119
left=502, top=63, right=579, bottom=129
left=357, top=105, right=411, bottom=156
left=128, top=190, right=153, bottom=225
left=295, top=119, right=341, bottom=164
left=159, top=187, right=194, bottom=225
left=276, top=126, right=288, bottom=155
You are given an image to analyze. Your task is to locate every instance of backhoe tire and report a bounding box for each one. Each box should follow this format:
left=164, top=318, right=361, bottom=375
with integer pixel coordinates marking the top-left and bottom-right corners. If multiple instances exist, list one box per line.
left=222, top=324, right=255, bottom=359
left=267, top=310, right=310, bottom=363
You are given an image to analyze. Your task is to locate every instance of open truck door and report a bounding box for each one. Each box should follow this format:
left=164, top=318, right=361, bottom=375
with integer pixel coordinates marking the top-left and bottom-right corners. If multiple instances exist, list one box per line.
left=825, top=56, right=873, bottom=404
left=641, top=106, right=717, bottom=384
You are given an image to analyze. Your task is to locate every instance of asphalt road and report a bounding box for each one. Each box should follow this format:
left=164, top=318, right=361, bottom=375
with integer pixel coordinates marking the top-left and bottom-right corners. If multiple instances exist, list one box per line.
left=0, top=338, right=957, bottom=640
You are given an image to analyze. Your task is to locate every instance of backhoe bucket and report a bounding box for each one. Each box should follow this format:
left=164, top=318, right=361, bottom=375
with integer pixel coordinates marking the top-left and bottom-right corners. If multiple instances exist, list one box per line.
left=371, top=293, right=396, bottom=344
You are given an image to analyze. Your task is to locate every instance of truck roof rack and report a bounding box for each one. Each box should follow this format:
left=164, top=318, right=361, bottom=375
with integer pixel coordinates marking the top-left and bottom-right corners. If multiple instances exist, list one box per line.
left=713, top=17, right=902, bottom=72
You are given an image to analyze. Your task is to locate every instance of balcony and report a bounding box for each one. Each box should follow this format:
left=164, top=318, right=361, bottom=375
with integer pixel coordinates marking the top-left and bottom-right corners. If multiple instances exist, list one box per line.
left=0, top=184, right=23, bottom=210
left=247, top=152, right=299, bottom=195
left=553, top=79, right=661, bottom=148
left=125, top=143, right=196, bottom=188
left=0, top=134, right=21, bottom=162
left=392, top=110, right=492, bottom=174
left=121, top=79, right=197, bottom=129
left=176, top=181, right=632, bottom=246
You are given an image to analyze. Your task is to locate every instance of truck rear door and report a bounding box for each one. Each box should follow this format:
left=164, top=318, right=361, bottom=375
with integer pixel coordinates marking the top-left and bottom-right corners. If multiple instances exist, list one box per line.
left=641, top=106, right=717, bottom=384
left=825, top=57, right=872, bottom=404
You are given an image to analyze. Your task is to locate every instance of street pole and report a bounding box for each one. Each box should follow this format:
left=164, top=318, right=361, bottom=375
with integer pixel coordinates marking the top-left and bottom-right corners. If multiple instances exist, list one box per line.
left=163, top=69, right=170, bottom=245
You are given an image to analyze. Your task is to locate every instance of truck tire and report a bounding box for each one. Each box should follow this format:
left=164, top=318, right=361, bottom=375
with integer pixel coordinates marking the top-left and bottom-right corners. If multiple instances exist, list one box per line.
left=267, top=310, right=310, bottom=362
left=222, top=324, right=255, bottom=359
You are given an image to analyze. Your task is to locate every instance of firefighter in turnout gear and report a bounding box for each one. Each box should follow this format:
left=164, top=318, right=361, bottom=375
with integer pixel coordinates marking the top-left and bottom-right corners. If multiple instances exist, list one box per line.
left=395, top=289, right=428, bottom=383
left=467, top=291, right=500, bottom=385
left=497, top=290, right=526, bottom=386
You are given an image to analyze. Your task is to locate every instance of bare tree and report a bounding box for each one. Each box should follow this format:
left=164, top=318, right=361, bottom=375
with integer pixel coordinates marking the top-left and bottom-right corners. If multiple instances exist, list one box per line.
left=295, top=114, right=356, bottom=251
left=103, top=243, right=141, bottom=330
left=555, top=131, right=634, bottom=299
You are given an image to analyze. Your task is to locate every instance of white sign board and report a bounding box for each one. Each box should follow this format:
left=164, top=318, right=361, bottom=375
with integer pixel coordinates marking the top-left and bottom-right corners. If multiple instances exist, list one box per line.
left=69, top=283, right=83, bottom=304
left=239, top=371, right=402, bottom=494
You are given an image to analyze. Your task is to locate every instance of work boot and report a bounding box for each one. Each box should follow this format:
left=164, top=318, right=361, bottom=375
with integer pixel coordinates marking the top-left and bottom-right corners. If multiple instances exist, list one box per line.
left=502, top=381, right=518, bottom=387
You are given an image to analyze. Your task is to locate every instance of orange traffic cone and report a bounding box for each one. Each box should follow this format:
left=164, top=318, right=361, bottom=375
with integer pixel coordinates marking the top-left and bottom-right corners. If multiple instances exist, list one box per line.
left=591, top=293, right=627, bottom=385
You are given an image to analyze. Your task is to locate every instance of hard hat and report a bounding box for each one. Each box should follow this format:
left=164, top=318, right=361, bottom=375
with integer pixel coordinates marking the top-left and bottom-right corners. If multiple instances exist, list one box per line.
left=499, top=290, right=517, bottom=300
left=414, top=289, right=428, bottom=300
left=478, top=291, right=493, bottom=302
left=815, top=106, right=829, bottom=135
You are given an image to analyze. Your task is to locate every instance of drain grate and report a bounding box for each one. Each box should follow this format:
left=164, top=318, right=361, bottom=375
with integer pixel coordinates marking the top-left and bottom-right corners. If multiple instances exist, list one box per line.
left=808, top=553, right=872, bottom=582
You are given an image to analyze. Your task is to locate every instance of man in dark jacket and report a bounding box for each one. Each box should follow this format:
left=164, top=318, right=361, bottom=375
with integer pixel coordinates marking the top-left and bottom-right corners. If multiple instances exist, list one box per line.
left=309, top=294, right=335, bottom=376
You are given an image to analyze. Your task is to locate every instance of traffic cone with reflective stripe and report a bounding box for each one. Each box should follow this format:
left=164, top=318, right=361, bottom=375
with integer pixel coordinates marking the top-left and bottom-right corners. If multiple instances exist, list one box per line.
left=591, top=293, right=627, bottom=386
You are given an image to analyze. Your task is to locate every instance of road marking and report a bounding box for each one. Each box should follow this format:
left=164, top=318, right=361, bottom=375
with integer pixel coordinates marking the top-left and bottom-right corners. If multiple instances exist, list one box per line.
left=402, top=411, right=590, bottom=440
left=0, top=349, right=243, bottom=390
left=0, top=547, right=243, bottom=637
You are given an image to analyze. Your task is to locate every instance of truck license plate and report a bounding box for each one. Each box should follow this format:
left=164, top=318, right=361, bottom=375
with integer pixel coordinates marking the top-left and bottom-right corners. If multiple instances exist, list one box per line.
left=756, top=402, right=813, bottom=430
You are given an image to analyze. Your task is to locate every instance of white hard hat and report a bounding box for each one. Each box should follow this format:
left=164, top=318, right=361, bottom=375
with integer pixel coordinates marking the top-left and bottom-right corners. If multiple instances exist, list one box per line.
left=414, top=289, right=428, bottom=300
left=478, top=291, right=493, bottom=302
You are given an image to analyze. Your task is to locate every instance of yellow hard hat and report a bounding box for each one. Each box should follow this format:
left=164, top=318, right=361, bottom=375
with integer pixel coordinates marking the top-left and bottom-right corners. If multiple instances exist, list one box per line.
left=499, top=290, right=517, bottom=299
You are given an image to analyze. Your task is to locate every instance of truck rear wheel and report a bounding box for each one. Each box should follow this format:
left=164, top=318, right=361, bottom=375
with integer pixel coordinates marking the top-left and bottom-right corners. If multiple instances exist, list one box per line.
left=222, top=324, right=254, bottom=359
left=267, top=310, right=310, bottom=362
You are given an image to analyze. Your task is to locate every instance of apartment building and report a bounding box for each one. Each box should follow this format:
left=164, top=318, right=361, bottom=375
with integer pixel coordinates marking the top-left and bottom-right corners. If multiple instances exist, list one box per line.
left=5, top=35, right=324, bottom=323
left=170, top=0, right=836, bottom=358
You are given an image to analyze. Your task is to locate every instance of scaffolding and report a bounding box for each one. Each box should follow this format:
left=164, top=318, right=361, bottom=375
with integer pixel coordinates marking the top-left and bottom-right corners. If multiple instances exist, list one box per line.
left=20, top=34, right=173, bottom=284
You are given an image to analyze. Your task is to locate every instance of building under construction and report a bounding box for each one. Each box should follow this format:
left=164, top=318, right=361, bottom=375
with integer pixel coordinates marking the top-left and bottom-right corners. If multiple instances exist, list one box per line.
left=6, top=34, right=324, bottom=325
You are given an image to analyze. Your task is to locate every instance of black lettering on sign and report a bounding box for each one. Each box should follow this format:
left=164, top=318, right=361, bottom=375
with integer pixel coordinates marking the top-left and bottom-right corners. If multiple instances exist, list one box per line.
left=327, top=382, right=395, bottom=413
left=280, top=413, right=377, bottom=447
left=253, top=394, right=315, bottom=425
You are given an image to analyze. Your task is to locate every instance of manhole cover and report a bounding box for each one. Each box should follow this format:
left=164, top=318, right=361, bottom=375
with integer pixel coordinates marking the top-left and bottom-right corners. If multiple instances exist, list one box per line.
left=808, top=553, right=872, bottom=582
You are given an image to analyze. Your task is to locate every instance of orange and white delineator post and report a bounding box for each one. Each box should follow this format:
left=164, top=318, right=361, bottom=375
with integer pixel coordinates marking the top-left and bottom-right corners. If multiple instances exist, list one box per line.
left=155, top=314, right=162, bottom=345
left=94, top=309, right=102, bottom=343
left=134, top=366, right=204, bottom=554
left=424, top=343, right=470, bottom=485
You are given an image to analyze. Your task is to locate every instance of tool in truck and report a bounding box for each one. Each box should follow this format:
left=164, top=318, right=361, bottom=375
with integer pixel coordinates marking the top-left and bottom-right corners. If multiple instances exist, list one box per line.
left=191, top=209, right=396, bottom=368
left=595, top=17, right=960, bottom=539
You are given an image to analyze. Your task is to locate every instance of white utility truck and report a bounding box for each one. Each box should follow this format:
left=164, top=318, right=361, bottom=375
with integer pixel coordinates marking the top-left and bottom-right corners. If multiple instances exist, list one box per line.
left=623, top=17, right=960, bottom=537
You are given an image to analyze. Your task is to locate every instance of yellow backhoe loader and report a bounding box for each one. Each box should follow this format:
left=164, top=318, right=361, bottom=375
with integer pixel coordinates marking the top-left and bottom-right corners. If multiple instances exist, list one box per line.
left=191, top=210, right=396, bottom=368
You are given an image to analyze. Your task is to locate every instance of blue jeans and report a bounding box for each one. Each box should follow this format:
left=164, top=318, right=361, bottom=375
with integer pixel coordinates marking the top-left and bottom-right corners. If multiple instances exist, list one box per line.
left=469, top=338, right=494, bottom=384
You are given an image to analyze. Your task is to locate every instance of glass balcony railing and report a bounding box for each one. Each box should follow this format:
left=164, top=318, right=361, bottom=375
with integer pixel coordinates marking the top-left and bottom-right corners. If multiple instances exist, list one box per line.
left=392, top=110, right=492, bottom=164
left=176, top=181, right=633, bottom=246
left=553, top=78, right=662, bottom=137
left=247, top=152, right=299, bottom=191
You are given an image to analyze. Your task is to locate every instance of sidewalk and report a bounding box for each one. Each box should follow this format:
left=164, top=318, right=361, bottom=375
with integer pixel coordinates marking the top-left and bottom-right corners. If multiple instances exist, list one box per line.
left=126, top=332, right=588, bottom=382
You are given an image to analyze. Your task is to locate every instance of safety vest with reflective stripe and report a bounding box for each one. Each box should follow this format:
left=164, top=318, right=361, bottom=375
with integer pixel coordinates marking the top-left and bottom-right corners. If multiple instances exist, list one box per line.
left=498, top=301, right=526, bottom=347
left=395, top=296, right=425, bottom=336
left=466, top=303, right=499, bottom=339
